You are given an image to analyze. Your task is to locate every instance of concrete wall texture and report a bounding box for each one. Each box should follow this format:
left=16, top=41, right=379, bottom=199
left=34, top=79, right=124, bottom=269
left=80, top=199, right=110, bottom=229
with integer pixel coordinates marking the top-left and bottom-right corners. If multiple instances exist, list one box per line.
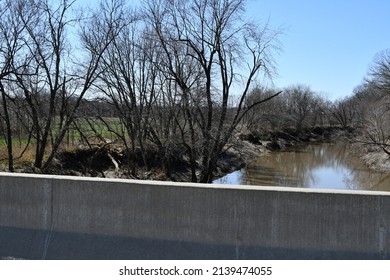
left=0, top=172, right=389, bottom=259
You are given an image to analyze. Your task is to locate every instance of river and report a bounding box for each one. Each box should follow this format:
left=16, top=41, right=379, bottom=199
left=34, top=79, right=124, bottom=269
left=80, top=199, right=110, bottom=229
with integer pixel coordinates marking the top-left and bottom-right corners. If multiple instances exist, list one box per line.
left=213, top=142, right=390, bottom=191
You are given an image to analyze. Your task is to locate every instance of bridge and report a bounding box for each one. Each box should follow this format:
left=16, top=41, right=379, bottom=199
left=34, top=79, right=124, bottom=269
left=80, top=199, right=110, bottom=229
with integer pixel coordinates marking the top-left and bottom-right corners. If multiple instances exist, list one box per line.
left=0, top=172, right=389, bottom=259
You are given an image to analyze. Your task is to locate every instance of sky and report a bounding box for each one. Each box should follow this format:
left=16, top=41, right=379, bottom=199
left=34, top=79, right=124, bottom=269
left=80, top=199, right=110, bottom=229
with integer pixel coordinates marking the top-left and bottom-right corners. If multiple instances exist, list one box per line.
left=77, top=0, right=389, bottom=101
left=246, top=0, right=390, bottom=100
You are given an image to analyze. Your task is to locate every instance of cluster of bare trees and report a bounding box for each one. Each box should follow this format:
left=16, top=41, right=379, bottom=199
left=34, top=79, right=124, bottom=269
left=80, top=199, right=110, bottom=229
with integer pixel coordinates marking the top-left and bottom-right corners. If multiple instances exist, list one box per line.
left=245, top=47, right=390, bottom=147
left=312, top=50, right=390, bottom=155
left=351, top=50, right=390, bottom=154
left=0, top=0, right=282, bottom=182
left=245, top=84, right=330, bottom=133
left=0, top=0, right=125, bottom=172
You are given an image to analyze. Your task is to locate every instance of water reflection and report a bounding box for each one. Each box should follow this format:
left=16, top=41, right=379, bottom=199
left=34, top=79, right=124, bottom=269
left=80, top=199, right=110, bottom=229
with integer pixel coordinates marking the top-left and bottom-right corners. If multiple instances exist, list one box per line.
left=214, top=143, right=390, bottom=191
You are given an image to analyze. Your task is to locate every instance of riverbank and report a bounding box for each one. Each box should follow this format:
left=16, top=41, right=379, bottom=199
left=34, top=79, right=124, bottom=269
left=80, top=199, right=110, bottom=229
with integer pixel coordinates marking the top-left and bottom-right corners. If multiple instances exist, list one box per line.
left=215, top=126, right=350, bottom=181
left=246, top=127, right=390, bottom=177
left=242, top=126, right=349, bottom=151
left=350, top=143, right=390, bottom=173
left=8, top=126, right=356, bottom=182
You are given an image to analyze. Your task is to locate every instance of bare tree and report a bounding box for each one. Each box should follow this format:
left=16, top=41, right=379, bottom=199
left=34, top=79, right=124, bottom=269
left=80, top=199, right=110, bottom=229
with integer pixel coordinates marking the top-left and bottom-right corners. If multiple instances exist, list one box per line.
left=331, top=97, right=356, bottom=129
left=8, top=0, right=76, bottom=169
left=368, top=49, right=390, bottom=92
left=146, top=0, right=281, bottom=182
left=6, top=0, right=121, bottom=171
left=353, top=50, right=390, bottom=154
left=356, top=95, right=390, bottom=155
left=284, top=84, right=319, bottom=132
left=0, top=1, right=15, bottom=171
left=244, top=86, right=286, bottom=132
left=93, top=9, right=159, bottom=175
left=0, top=0, right=33, bottom=171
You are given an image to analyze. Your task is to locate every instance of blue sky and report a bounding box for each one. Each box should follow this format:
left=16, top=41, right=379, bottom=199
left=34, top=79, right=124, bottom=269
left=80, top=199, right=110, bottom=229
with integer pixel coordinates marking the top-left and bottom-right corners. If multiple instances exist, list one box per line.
left=246, top=0, right=390, bottom=100
left=78, top=0, right=389, bottom=100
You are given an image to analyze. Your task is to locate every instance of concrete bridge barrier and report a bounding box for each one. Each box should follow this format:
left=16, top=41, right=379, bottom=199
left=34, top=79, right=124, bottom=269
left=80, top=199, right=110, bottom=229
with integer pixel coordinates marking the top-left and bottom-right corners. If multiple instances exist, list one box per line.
left=0, top=172, right=389, bottom=259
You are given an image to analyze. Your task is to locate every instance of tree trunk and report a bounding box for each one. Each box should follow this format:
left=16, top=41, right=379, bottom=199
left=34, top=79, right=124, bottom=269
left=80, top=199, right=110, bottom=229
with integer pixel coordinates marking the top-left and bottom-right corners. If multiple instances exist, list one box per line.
left=0, top=81, right=14, bottom=172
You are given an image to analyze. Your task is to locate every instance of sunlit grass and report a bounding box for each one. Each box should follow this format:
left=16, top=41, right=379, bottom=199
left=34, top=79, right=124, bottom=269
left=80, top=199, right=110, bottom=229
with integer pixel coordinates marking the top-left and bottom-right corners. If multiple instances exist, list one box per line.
left=0, top=117, right=126, bottom=169
left=0, top=141, right=36, bottom=165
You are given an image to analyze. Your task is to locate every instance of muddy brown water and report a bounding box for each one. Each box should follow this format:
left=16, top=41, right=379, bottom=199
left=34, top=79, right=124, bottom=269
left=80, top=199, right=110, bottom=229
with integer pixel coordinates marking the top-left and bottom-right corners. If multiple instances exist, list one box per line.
left=213, top=142, right=390, bottom=191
